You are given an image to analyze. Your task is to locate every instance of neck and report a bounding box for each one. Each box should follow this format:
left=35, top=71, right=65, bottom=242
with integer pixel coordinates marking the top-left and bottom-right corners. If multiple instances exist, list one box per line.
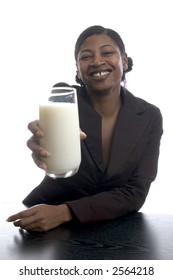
left=87, top=85, right=121, bottom=118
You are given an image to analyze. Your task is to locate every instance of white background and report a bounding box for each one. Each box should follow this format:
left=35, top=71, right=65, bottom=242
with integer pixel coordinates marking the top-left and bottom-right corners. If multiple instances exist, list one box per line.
left=0, top=0, right=172, bottom=214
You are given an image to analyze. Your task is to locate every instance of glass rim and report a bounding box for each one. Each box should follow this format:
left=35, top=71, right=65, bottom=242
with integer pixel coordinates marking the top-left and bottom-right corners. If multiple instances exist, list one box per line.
left=51, top=86, right=76, bottom=95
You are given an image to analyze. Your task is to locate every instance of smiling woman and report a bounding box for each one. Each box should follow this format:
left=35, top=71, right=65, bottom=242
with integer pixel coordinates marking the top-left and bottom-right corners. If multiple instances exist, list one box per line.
left=7, top=25, right=163, bottom=232
left=75, top=25, right=133, bottom=88
left=77, top=34, right=126, bottom=92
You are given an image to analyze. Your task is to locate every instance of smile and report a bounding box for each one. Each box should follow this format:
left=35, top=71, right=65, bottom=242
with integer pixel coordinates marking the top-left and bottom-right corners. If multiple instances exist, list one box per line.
left=90, top=70, right=111, bottom=79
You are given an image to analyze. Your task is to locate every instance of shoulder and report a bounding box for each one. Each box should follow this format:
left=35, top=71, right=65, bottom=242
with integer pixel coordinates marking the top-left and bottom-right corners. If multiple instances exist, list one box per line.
left=122, top=87, right=162, bottom=119
left=122, top=88, right=163, bottom=136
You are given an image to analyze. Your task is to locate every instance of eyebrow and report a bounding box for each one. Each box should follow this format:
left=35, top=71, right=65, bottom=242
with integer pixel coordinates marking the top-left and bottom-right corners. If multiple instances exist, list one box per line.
left=80, top=49, right=92, bottom=54
left=80, top=44, right=115, bottom=54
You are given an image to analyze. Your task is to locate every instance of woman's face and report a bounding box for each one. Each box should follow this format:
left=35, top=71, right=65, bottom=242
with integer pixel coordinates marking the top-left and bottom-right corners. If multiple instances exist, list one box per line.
left=76, top=34, right=128, bottom=93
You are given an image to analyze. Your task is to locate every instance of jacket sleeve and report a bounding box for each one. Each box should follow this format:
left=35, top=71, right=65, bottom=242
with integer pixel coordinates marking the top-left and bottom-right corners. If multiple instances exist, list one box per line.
left=66, top=108, right=163, bottom=223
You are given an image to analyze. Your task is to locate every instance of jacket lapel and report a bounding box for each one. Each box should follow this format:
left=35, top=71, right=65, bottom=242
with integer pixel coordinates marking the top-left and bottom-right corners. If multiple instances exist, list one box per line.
left=78, top=90, right=104, bottom=171
left=107, top=88, right=148, bottom=176
left=78, top=87, right=148, bottom=175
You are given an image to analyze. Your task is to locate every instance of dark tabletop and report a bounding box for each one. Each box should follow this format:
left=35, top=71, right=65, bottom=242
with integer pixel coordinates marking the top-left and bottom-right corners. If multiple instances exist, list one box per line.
left=1, top=203, right=173, bottom=260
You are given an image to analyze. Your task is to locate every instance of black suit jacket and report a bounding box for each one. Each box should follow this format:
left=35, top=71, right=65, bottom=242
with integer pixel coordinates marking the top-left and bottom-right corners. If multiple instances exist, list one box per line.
left=23, top=86, right=163, bottom=223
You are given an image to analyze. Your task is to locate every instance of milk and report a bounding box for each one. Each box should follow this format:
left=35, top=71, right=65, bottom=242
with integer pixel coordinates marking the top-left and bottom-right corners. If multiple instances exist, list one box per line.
left=39, top=101, right=81, bottom=178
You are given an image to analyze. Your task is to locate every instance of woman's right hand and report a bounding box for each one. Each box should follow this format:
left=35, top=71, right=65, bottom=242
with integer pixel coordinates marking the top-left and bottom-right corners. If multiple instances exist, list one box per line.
left=27, top=120, right=87, bottom=170
left=27, top=120, right=48, bottom=170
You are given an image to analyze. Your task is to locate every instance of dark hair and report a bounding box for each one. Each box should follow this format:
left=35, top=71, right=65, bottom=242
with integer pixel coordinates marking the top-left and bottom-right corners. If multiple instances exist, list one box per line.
left=75, top=25, right=133, bottom=84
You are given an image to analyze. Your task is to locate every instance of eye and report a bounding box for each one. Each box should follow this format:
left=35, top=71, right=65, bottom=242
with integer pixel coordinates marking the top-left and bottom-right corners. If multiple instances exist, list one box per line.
left=102, top=51, right=115, bottom=56
left=79, top=55, right=92, bottom=61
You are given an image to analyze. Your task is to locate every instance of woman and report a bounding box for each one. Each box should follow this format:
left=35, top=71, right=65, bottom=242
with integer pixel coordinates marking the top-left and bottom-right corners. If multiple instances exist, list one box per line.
left=7, top=25, right=163, bottom=231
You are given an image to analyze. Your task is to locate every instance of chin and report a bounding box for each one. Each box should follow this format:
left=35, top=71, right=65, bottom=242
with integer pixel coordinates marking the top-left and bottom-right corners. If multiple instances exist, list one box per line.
left=90, top=82, right=116, bottom=94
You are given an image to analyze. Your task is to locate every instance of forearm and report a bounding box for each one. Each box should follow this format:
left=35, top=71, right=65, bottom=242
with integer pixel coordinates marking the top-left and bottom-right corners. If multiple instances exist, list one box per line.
left=66, top=180, right=151, bottom=223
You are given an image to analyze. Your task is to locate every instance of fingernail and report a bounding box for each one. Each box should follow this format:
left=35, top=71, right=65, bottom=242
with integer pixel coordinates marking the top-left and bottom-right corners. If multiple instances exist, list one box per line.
left=40, top=150, right=51, bottom=157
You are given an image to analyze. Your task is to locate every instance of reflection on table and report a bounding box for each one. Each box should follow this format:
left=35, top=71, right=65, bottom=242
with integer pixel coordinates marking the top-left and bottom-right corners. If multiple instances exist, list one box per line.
left=1, top=203, right=173, bottom=260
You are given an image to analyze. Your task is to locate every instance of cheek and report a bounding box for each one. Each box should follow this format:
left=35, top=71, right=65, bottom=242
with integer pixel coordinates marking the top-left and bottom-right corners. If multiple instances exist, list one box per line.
left=78, top=68, right=83, bottom=78
left=119, top=63, right=124, bottom=76
left=77, top=64, right=88, bottom=81
left=115, top=58, right=124, bottom=76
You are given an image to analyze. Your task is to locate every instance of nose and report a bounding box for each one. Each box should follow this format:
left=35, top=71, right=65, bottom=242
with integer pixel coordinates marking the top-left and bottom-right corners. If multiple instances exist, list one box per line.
left=90, top=54, right=105, bottom=66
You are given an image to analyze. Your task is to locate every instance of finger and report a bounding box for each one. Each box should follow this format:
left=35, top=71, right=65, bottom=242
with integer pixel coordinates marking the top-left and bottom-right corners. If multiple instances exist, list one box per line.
left=7, top=207, right=37, bottom=222
left=13, top=215, right=39, bottom=228
left=26, top=227, right=43, bottom=232
left=27, top=136, right=43, bottom=153
left=27, top=136, right=50, bottom=157
left=27, top=136, right=48, bottom=159
left=15, top=218, right=48, bottom=232
left=32, top=153, right=47, bottom=170
left=28, top=120, right=44, bottom=138
left=80, top=130, right=87, bottom=140
left=27, top=135, right=39, bottom=150
left=24, top=222, right=47, bottom=232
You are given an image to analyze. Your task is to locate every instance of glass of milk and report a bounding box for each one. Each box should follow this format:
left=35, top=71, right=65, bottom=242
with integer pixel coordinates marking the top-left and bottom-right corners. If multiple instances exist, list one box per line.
left=39, top=87, right=81, bottom=178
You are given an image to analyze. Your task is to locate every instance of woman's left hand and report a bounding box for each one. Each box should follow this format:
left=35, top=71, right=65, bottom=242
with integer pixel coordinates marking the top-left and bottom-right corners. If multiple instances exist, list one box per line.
left=7, top=204, right=73, bottom=232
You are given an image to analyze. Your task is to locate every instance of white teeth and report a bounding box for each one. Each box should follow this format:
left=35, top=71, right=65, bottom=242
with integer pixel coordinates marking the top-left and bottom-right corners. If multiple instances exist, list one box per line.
left=93, top=72, right=101, bottom=77
left=92, top=71, right=110, bottom=77
left=101, top=71, right=109, bottom=76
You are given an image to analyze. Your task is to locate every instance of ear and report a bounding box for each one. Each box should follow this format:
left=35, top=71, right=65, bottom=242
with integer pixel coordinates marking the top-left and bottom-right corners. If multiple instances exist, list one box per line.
left=123, top=53, right=128, bottom=71
left=76, top=70, right=81, bottom=80
left=76, top=63, right=80, bottom=77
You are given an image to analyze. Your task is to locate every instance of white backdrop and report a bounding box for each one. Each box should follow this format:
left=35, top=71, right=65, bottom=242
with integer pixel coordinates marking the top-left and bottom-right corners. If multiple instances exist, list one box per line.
left=0, top=0, right=172, bottom=214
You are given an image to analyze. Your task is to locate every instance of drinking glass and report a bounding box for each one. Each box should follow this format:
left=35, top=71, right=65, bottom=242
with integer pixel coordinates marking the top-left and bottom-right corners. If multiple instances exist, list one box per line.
left=39, top=87, right=81, bottom=178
